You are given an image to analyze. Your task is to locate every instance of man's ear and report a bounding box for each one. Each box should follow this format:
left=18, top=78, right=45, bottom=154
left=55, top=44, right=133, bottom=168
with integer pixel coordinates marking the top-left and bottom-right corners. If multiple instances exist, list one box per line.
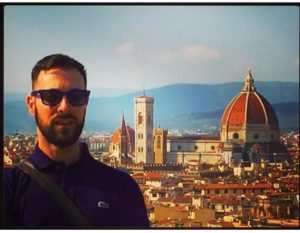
left=26, top=95, right=35, bottom=117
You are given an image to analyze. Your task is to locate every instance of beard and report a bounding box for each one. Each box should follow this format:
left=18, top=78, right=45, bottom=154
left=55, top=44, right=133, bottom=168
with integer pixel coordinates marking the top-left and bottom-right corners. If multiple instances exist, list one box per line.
left=35, top=108, right=85, bottom=147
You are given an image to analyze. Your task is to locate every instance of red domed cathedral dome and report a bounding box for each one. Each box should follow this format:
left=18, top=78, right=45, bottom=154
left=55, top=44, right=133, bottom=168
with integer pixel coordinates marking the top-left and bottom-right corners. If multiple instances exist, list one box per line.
left=220, top=69, right=280, bottom=147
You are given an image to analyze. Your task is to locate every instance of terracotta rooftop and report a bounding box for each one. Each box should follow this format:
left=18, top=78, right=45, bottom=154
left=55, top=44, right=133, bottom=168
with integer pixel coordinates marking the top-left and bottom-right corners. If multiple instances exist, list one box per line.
left=194, top=183, right=272, bottom=190
left=173, top=196, right=193, bottom=204
left=210, top=196, right=241, bottom=205
left=167, top=135, right=220, bottom=141
left=110, top=125, right=135, bottom=145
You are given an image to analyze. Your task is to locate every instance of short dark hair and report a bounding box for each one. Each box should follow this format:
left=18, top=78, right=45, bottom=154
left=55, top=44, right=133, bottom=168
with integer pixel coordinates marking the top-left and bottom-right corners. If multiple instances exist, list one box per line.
left=31, top=54, right=87, bottom=89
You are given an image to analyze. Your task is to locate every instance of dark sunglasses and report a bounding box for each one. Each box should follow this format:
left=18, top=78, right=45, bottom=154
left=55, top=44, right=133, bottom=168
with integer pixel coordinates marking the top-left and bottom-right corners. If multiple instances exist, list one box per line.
left=31, top=89, right=90, bottom=107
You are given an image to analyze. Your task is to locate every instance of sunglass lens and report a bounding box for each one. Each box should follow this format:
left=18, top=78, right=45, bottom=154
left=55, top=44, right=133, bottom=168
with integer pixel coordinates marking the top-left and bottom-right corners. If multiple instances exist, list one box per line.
left=68, top=90, right=87, bottom=106
left=41, top=90, right=62, bottom=106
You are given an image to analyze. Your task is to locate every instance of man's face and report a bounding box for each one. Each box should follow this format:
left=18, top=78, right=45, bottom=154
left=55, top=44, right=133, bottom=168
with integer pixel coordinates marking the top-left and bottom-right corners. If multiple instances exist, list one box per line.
left=27, top=68, right=88, bottom=147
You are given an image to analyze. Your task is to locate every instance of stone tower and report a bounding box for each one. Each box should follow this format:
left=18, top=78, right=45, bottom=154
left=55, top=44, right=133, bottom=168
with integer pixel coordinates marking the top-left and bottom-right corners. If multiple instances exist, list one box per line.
left=153, top=128, right=168, bottom=164
left=134, top=95, right=154, bottom=163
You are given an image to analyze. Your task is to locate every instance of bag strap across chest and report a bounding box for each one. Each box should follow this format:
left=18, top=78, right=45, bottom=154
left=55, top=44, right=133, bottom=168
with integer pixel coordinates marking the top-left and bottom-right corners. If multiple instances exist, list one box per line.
left=15, top=160, right=92, bottom=228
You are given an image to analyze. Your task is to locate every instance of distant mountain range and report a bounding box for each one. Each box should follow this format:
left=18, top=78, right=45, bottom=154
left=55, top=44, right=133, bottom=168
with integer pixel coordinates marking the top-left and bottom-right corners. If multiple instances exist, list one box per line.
left=4, top=81, right=299, bottom=134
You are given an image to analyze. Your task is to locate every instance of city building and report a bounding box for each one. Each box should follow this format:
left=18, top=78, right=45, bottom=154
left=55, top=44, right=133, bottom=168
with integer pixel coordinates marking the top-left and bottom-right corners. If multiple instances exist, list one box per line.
left=220, top=69, right=285, bottom=165
left=153, top=128, right=168, bottom=164
left=109, top=115, right=135, bottom=165
left=134, top=95, right=154, bottom=163
left=166, top=135, right=222, bottom=164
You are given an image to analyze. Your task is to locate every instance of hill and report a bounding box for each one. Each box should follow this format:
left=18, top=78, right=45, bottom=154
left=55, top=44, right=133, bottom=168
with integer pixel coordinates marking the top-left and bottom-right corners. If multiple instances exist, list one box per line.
left=4, top=81, right=299, bottom=134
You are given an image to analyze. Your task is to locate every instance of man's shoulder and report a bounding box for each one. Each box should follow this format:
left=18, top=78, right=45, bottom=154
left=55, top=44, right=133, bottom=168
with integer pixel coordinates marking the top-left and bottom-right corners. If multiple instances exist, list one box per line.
left=4, top=164, right=31, bottom=188
left=4, top=165, right=25, bottom=178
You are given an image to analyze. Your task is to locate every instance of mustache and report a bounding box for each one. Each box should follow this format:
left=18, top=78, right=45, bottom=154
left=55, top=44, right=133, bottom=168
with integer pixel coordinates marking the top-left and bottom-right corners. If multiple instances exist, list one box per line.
left=52, top=113, right=77, bottom=122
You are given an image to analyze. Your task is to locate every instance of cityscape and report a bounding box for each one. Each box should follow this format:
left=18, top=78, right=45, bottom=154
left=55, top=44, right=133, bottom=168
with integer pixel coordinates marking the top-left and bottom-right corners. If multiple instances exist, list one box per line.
left=4, top=71, right=299, bottom=228
left=4, top=5, right=299, bottom=229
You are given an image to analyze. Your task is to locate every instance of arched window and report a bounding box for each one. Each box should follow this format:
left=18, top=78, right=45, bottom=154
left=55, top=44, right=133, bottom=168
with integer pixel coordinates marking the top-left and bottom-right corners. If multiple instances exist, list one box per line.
left=211, top=145, right=215, bottom=150
left=254, top=134, right=259, bottom=139
left=177, top=145, right=181, bottom=151
left=138, top=112, right=143, bottom=125
left=233, top=133, right=239, bottom=139
left=157, top=136, right=161, bottom=149
left=194, top=145, right=198, bottom=151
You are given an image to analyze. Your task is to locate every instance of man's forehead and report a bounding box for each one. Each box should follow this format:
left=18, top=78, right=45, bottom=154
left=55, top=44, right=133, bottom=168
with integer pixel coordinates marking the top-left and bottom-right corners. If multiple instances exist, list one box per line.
left=38, top=68, right=79, bottom=76
left=34, top=68, right=85, bottom=89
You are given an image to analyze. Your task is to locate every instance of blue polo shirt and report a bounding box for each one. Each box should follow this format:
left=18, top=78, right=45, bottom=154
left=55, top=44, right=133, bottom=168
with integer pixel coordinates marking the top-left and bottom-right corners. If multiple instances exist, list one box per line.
left=4, top=143, right=150, bottom=229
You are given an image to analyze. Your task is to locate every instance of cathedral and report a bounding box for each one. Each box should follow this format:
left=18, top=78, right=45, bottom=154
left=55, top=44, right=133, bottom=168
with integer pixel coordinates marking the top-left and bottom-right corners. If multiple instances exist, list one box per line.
left=220, top=69, right=287, bottom=164
left=109, top=69, right=288, bottom=166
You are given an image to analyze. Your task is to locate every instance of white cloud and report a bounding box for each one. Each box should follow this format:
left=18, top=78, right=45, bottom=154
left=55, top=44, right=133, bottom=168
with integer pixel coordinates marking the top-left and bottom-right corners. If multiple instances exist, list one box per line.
left=115, top=42, right=134, bottom=55
left=157, top=45, right=221, bottom=62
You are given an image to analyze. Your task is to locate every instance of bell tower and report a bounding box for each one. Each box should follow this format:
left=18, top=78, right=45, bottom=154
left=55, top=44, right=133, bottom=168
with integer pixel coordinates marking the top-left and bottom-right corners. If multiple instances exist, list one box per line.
left=134, top=95, right=154, bottom=163
left=153, top=127, right=168, bottom=164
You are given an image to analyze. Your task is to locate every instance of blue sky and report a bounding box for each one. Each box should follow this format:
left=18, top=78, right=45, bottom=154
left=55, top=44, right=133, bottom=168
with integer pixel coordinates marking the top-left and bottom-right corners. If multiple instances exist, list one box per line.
left=4, top=5, right=299, bottom=95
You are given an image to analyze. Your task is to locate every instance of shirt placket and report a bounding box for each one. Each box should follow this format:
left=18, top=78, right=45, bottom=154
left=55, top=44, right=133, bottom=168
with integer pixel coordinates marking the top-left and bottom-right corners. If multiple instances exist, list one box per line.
left=51, top=163, right=68, bottom=189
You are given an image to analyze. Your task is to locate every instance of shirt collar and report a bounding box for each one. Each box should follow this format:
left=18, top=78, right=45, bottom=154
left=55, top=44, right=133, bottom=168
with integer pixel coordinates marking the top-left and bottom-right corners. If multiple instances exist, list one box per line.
left=28, top=142, right=91, bottom=170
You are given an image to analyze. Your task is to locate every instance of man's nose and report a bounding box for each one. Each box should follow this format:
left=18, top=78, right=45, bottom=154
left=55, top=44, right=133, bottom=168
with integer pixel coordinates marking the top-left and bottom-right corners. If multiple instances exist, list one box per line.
left=57, top=95, right=71, bottom=112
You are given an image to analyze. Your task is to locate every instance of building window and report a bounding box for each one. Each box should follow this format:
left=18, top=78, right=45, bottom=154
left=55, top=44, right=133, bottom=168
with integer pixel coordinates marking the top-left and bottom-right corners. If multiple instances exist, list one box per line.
left=260, top=188, right=264, bottom=194
left=224, top=189, right=228, bottom=194
left=194, top=145, right=198, bottom=151
left=141, top=147, right=143, bottom=153
left=157, top=136, right=161, bottom=149
left=211, top=145, right=215, bottom=150
left=215, top=190, right=220, bottom=194
left=233, top=189, right=237, bottom=194
left=233, top=133, right=239, bottom=139
left=177, top=145, right=181, bottom=151
left=254, top=134, right=259, bottom=139
left=138, top=112, right=143, bottom=125
left=270, top=134, right=274, bottom=140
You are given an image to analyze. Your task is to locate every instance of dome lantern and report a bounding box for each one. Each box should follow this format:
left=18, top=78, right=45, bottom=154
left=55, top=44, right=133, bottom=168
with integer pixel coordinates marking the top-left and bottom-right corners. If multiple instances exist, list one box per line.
left=243, top=68, right=256, bottom=92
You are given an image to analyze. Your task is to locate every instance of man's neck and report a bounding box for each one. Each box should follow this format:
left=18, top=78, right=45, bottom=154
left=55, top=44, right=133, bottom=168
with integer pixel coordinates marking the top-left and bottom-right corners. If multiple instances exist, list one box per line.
left=37, top=138, right=82, bottom=166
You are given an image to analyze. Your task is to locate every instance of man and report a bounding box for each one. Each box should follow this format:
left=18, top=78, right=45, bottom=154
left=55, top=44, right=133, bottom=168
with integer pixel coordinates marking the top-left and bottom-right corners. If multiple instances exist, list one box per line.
left=4, top=54, right=150, bottom=228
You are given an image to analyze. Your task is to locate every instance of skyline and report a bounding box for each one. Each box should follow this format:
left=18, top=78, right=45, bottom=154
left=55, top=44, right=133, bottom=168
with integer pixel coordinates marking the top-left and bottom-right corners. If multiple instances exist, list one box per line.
left=4, top=5, right=299, bottom=96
